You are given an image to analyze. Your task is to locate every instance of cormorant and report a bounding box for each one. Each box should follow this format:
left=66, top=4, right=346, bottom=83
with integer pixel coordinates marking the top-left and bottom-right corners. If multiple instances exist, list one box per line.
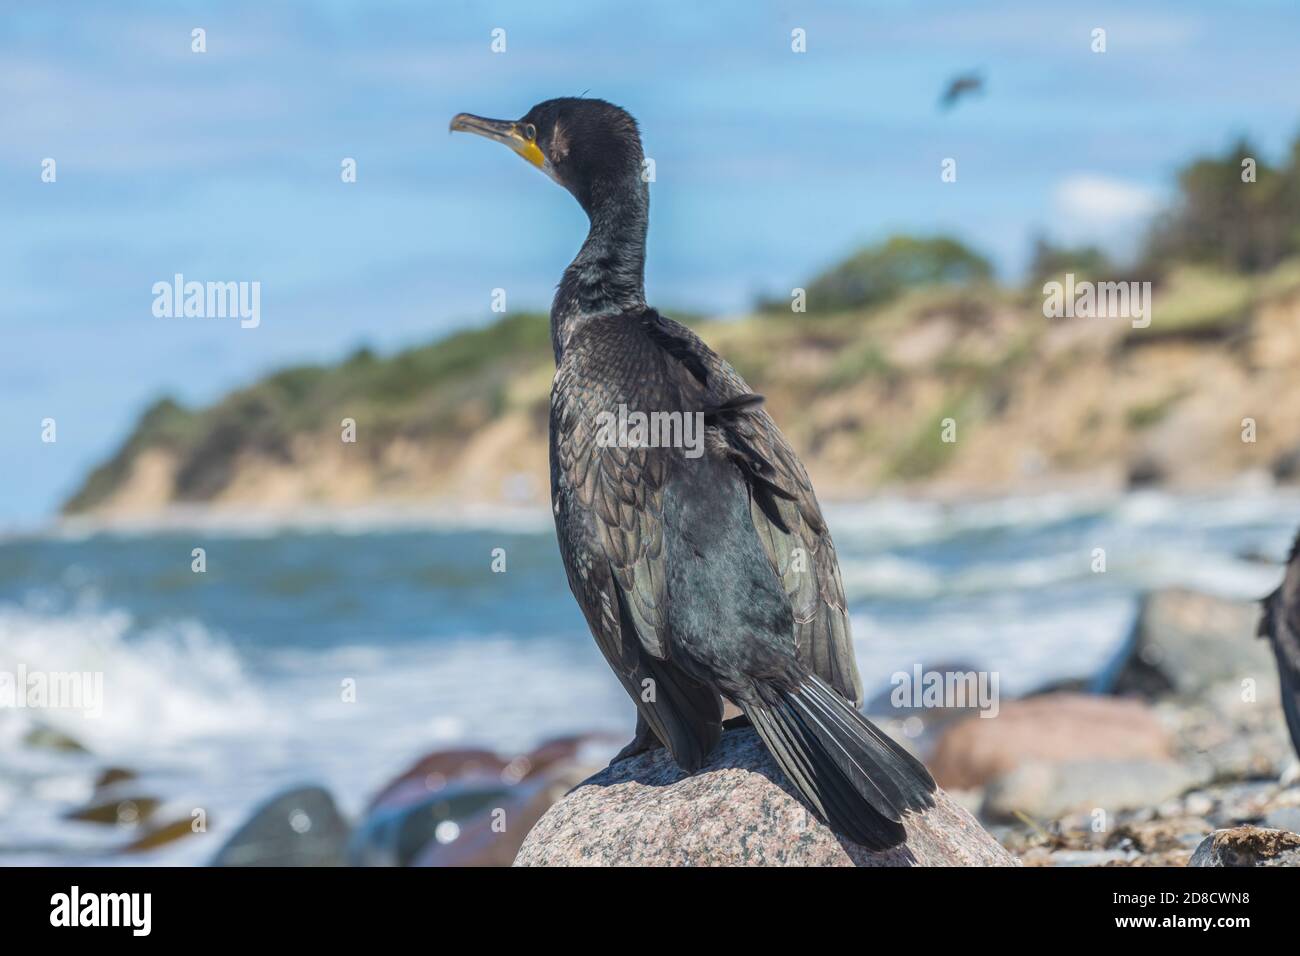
left=1260, top=530, right=1300, bottom=759
left=451, top=98, right=935, bottom=848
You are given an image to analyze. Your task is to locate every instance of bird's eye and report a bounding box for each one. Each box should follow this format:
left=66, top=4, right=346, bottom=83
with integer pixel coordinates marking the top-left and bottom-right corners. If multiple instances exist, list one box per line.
left=522, top=123, right=537, bottom=141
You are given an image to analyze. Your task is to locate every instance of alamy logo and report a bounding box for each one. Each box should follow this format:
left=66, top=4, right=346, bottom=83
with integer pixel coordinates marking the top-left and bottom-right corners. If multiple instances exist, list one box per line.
left=594, top=404, right=705, bottom=459
left=0, top=665, right=102, bottom=718
left=152, top=273, right=261, bottom=328
left=1042, top=272, right=1151, bottom=329
left=890, top=665, right=1000, bottom=718
left=50, top=886, right=151, bottom=936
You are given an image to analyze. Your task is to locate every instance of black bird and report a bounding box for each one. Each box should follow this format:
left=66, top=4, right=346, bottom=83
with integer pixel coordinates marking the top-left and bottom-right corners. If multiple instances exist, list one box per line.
left=939, top=71, right=983, bottom=111
left=451, top=98, right=935, bottom=847
left=1260, top=531, right=1300, bottom=759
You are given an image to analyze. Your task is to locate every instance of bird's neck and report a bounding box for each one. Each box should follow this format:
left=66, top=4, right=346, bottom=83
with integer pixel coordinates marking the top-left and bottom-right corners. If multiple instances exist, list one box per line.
left=551, top=178, right=648, bottom=362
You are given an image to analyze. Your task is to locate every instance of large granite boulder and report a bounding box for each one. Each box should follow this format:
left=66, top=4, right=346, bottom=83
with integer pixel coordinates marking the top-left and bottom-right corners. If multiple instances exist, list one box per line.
left=514, top=727, right=1015, bottom=866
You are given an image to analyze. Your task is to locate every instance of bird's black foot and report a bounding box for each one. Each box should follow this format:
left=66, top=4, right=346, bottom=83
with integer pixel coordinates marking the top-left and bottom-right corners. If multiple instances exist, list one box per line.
left=611, top=716, right=664, bottom=765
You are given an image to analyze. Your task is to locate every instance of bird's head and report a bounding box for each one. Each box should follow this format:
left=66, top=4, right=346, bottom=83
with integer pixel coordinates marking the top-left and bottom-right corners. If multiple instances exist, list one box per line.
left=450, top=97, right=645, bottom=213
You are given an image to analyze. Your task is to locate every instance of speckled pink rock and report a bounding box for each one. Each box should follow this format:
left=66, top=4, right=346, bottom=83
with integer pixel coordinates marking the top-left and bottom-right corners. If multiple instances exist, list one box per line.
left=514, top=727, right=1017, bottom=866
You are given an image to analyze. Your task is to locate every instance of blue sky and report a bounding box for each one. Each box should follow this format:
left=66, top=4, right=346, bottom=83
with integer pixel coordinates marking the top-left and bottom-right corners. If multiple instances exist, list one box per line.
left=4, top=0, right=1300, bottom=527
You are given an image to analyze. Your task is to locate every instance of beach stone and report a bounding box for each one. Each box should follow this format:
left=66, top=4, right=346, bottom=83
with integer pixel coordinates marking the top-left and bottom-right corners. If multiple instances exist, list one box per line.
left=1189, top=826, right=1300, bottom=867
left=121, top=816, right=200, bottom=854
left=211, top=785, right=349, bottom=867
left=513, top=727, right=1015, bottom=866
left=1207, top=780, right=1281, bottom=827
left=982, top=758, right=1200, bottom=822
left=93, top=767, right=138, bottom=790
left=1103, top=589, right=1271, bottom=699
left=22, top=724, right=87, bottom=753
left=1263, top=806, right=1300, bottom=835
left=929, top=693, right=1172, bottom=790
left=353, top=735, right=606, bottom=866
left=65, top=795, right=160, bottom=826
left=1025, top=848, right=1138, bottom=867
left=411, top=770, right=589, bottom=867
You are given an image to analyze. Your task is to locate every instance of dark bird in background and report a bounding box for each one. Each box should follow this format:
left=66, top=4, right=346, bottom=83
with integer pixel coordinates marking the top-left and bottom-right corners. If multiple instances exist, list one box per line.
left=452, top=98, right=935, bottom=848
left=939, top=71, right=984, bottom=110
left=1260, top=530, right=1300, bottom=759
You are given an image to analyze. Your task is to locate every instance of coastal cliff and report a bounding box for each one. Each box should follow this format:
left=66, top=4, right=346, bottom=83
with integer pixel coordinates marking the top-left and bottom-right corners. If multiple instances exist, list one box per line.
left=64, top=261, right=1300, bottom=520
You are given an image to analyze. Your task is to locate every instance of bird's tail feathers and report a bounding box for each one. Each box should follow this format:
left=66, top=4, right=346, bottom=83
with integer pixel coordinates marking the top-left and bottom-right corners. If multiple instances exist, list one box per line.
left=744, top=674, right=935, bottom=850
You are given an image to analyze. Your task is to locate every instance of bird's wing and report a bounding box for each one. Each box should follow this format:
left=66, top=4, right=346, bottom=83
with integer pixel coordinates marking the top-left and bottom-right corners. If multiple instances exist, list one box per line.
left=549, top=314, right=722, bottom=767
left=639, top=311, right=864, bottom=705
left=1260, top=533, right=1300, bottom=756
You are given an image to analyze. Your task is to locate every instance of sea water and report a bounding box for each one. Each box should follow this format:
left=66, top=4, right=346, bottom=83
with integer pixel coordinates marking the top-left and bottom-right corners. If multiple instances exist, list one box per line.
left=1, top=490, right=1297, bottom=865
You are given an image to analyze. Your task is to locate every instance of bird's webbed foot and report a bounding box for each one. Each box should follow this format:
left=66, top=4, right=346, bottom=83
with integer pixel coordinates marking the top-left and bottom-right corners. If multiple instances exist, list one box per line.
left=611, top=714, right=664, bottom=765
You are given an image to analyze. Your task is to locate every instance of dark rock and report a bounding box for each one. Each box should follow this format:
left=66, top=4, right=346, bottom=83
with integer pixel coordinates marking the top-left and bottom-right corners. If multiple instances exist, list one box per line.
left=121, top=817, right=201, bottom=854
left=349, top=780, right=515, bottom=866
left=94, top=767, right=138, bottom=790
left=514, top=727, right=1015, bottom=866
left=1273, top=447, right=1300, bottom=484
left=65, top=796, right=159, bottom=826
left=1126, top=456, right=1166, bottom=489
left=1100, top=589, right=1272, bottom=699
left=364, top=749, right=507, bottom=813
left=211, top=786, right=349, bottom=867
left=1189, top=826, right=1300, bottom=867
left=411, top=771, right=587, bottom=867
left=929, top=693, right=1172, bottom=790
left=352, top=736, right=605, bottom=866
left=22, top=724, right=87, bottom=753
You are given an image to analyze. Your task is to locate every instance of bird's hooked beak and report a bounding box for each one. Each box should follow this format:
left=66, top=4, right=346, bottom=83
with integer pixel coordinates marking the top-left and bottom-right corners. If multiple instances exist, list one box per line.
left=449, top=113, right=550, bottom=174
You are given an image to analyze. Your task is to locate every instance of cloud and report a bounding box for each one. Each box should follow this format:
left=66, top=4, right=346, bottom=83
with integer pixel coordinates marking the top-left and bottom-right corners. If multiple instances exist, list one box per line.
left=1052, top=174, right=1162, bottom=231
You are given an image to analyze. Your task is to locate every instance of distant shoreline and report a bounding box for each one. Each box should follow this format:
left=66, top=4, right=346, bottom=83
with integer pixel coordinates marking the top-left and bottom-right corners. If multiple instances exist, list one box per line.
left=19, top=482, right=1300, bottom=543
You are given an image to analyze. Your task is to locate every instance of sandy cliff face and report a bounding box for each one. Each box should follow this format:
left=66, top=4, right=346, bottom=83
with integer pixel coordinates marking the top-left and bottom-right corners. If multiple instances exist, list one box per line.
left=66, top=273, right=1300, bottom=521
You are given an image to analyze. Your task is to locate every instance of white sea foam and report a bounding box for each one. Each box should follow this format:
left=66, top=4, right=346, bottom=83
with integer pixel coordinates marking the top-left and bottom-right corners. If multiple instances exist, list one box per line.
left=0, top=605, right=269, bottom=751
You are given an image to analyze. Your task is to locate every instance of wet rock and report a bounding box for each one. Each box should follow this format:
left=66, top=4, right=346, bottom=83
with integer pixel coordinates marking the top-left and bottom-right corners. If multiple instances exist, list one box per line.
left=363, top=749, right=507, bottom=814
left=353, top=735, right=605, bottom=866
left=211, top=786, right=349, bottom=867
left=1189, top=826, right=1300, bottom=867
left=122, top=816, right=200, bottom=854
left=1102, top=589, right=1271, bottom=699
left=1273, top=446, right=1300, bottom=484
left=65, top=796, right=159, bottom=826
left=929, top=693, right=1172, bottom=790
left=514, top=727, right=1015, bottom=866
left=410, top=769, right=588, bottom=867
left=93, top=767, right=138, bottom=790
left=22, top=724, right=87, bottom=753
left=983, top=758, right=1200, bottom=823
left=350, top=780, right=515, bottom=866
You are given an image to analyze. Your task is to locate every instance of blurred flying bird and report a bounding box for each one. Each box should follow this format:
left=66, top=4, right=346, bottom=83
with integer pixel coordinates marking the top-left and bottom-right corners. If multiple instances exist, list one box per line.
left=451, top=98, right=936, bottom=848
left=1259, top=530, right=1300, bottom=759
left=940, top=71, right=984, bottom=110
